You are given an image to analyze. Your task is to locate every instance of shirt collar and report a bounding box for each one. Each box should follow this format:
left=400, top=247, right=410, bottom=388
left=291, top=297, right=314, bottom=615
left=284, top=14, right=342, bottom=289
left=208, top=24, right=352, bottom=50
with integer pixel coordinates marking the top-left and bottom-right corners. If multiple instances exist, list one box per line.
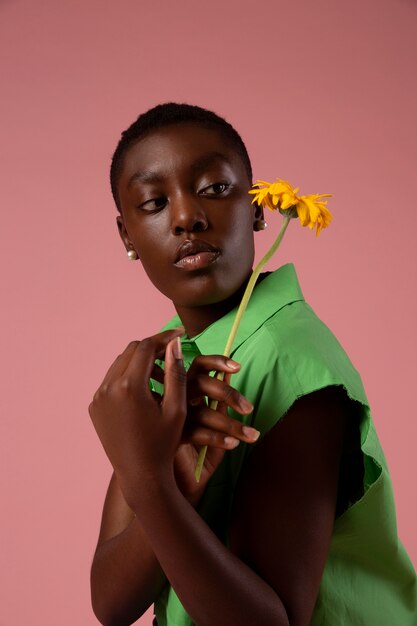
left=161, top=263, right=304, bottom=356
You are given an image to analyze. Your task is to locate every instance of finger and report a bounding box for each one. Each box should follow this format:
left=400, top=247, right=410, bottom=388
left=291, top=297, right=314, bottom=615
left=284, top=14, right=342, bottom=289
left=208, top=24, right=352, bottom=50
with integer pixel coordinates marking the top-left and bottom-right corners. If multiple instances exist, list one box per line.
left=216, top=372, right=231, bottom=415
left=189, top=375, right=253, bottom=415
left=162, top=337, right=187, bottom=422
left=189, top=404, right=260, bottom=444
left=183, top=424, right=242, bottom=450
left=187, top=354, right=241, bottom=376
left=205, top=372, right=230, bottom=415
left=123, top=327, right=184, bottom=382
left=100, top=341, right=140, bottom=385
left=150, top=363, right=164, bottom=384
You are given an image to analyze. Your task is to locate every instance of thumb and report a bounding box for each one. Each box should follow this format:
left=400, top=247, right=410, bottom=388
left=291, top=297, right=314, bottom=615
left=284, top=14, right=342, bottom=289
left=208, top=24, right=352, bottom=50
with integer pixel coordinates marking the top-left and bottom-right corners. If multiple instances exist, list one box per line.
left=162, top=337, right=187, bottom=422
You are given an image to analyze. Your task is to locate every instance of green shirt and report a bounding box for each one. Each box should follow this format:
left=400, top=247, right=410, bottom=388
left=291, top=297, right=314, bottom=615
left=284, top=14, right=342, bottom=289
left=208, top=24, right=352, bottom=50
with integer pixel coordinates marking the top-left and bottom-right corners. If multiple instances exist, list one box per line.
left=153, top=263, right=417, bottom=626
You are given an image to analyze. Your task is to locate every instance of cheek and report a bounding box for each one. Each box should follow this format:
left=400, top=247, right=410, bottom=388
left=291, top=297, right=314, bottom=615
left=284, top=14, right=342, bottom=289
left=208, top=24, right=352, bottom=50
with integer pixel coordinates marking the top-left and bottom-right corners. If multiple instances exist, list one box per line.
left=131, top=214, right=167, bottom=256
left=136, top=254, right=173, bottom=301
left=223, top=207, right=256, bottom=256
left=129, top=229, right=170, bottom=285
left=136, top=240, right=167, bottom=278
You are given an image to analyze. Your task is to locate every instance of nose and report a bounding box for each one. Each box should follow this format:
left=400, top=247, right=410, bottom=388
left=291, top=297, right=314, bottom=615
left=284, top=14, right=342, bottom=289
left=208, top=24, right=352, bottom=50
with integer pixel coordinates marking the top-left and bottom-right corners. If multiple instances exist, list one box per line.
left=170, top=194, right=208, bottom=235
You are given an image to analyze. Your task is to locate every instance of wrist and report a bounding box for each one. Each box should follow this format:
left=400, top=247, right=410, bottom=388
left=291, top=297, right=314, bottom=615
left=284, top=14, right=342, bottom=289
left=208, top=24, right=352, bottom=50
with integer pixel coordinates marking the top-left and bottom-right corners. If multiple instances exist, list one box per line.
left=129, top=467, right=180, bottom=516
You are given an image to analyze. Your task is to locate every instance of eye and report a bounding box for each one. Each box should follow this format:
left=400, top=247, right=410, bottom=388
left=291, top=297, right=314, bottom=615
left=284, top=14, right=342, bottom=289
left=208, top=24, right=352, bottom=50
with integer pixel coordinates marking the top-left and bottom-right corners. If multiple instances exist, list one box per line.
left=199, top=182, right=231, bottom=196
left=139, top=196, right=167, bottom=212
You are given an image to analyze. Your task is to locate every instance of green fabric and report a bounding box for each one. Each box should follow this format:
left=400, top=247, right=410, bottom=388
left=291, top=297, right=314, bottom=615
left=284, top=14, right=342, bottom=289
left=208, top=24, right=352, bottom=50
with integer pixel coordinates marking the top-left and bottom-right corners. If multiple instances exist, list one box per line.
left=153, top=263, right=417, bottom=626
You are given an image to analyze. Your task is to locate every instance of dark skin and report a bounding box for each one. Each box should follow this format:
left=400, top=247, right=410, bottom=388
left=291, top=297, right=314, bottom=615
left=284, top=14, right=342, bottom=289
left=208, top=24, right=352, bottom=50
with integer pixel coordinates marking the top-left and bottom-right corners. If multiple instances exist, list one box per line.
left=89, top=123, right=349, bottom=626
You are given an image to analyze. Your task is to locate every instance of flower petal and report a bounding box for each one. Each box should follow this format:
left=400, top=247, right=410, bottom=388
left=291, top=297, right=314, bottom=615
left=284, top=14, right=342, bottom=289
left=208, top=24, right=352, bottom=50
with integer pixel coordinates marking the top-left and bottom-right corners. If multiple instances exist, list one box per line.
left=247, top=179, right=333, bottom=233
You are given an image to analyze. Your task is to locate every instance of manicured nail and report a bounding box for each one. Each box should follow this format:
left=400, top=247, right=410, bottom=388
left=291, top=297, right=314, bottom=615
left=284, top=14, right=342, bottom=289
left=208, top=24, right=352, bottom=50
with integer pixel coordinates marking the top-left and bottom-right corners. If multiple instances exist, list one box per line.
left=226, top=359, right=240, bottom=370
left=239, top=396, right=254, bottom=412
left=172, top=336, right=183, bottom=360
left=242, top=426, right=260, bottom=441
left=224, top=436, right=240, bottom=448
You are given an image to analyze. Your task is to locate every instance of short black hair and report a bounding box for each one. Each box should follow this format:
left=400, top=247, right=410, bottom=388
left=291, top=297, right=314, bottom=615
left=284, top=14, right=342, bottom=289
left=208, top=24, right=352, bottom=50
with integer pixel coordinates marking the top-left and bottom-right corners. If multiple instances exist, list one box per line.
left=110, top=102, right=253, bottom=211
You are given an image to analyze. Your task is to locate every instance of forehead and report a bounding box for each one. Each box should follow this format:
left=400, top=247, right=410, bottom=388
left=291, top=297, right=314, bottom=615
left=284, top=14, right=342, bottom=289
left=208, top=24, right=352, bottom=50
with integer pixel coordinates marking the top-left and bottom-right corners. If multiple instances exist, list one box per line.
left=119, top=122, right=246, bottom=184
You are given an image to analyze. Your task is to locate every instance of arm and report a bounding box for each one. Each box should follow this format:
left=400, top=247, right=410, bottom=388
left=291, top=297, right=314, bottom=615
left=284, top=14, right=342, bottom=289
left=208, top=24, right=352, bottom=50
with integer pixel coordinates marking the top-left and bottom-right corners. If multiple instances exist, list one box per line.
left=229, top=386, right=349, bottom=625
left=90, top=337, right=258, bottom=625
left=90, top=471, right=167, bottom=625
left=132, top=386, right=348, bottom=626
left=89, top=333, right=348, bottom=626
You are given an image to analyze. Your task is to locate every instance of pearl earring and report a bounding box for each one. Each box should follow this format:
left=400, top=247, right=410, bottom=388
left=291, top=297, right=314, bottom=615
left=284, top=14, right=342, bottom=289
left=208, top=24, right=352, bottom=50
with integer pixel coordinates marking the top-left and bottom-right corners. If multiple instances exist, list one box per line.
left=255, top=219, right=268, bottom=231
left=127, top=249, right=138, bottom=260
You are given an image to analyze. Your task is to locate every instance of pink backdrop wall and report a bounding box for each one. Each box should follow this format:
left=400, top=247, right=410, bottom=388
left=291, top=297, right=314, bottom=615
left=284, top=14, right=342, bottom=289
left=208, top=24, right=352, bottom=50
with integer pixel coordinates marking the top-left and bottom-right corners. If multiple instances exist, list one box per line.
left=1, top=0, right=416, bottom=624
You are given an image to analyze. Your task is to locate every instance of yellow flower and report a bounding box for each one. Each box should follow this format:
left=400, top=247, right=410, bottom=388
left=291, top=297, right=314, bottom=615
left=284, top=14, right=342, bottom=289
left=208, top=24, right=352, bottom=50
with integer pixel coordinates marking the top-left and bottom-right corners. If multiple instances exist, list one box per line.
left=249, top=178, right=333, bottom=236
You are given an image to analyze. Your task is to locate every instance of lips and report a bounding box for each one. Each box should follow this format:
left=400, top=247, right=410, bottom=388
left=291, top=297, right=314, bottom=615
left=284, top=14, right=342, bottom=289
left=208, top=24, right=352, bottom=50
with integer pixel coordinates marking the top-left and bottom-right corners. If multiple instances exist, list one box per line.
left=174, top=239, right=221, bottom=264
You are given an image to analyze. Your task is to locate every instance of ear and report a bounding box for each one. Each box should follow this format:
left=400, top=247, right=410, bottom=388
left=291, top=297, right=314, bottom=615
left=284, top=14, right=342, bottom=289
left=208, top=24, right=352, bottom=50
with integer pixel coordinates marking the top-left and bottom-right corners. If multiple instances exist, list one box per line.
left=116, top=215, right=139, bottom=259
left=253, top=201, right=264, bottom=221
left=252, top=201, right=266, bottom=231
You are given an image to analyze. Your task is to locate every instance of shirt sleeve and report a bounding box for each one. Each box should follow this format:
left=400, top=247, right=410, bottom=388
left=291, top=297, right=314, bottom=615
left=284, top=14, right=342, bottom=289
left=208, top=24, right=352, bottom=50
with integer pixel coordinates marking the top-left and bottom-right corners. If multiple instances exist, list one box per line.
left=237, top=300, right=388, bottom=513
left=248, top=300, right=369, bottom=432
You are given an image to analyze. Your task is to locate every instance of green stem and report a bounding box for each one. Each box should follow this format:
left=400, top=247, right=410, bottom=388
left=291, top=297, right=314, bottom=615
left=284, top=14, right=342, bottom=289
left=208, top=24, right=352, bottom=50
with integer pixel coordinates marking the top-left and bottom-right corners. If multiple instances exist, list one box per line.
left=194, top=216, right=292, bottom=481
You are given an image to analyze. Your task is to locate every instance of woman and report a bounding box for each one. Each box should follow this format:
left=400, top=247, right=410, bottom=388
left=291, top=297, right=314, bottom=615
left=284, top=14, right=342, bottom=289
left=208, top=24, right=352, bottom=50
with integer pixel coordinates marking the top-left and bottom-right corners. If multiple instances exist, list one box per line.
left=89, top=103, right=417, bottom=626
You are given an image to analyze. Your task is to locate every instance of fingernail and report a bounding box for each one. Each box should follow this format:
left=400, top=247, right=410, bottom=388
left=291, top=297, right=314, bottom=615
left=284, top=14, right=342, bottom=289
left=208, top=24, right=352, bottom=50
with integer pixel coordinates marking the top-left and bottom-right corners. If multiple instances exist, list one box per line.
left=239, top=397, right=254, bottom=412
left=226, top=359, right=240, bottom=370
left=224, top=436, right=240, bottom=448
left=172, top=336, right=183, bottom=360
left=242, top=426, right=260, bottom=441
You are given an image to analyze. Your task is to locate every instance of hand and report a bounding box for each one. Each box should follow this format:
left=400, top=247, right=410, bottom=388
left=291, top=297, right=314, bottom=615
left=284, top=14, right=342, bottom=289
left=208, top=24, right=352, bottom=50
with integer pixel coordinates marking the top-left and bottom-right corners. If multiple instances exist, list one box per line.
left=88, top=328, right=186, bottom=511
left=173, top=355, right=260, bottom=507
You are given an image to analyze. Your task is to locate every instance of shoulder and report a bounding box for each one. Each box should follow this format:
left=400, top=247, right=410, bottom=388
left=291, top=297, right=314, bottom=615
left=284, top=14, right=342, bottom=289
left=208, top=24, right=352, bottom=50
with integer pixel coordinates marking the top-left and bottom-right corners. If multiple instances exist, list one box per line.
left=263, top=299, right=349, bottom=360
left=230, top=298, right=368, bottom=444
left=239, top=297, right=351, bottom=368
left=256, top=299, right=367, bottom=409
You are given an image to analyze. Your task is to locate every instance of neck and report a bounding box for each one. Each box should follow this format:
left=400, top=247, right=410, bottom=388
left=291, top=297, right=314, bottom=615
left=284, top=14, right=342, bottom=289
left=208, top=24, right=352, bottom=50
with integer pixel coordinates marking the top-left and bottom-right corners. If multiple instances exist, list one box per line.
left=174, top=280, right=250, bottom=339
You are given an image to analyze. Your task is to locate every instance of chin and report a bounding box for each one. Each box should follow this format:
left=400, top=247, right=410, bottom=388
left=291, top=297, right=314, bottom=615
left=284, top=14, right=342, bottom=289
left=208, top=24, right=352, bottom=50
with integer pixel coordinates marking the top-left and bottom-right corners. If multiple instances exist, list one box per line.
left=172, top=273, right=250, bottom=309
left=143, top=258, right=253, bottom=310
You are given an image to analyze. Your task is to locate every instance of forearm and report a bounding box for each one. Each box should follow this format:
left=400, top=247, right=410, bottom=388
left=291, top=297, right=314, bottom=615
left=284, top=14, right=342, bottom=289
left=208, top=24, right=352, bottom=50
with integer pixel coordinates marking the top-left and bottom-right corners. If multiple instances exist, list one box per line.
left=134, top=477, right=289, bottom=626
left=91, top=515, right=166, bottom=626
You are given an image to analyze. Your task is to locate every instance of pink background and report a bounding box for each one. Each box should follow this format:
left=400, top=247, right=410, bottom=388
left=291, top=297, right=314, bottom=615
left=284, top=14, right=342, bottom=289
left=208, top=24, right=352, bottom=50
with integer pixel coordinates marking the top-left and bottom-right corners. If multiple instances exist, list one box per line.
left=1, top=0, right=416, bottom=624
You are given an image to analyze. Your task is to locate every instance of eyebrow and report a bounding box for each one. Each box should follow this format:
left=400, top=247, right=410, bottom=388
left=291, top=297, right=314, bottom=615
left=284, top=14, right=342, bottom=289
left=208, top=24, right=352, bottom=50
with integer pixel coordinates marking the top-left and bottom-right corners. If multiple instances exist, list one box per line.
left=128, top=170, right=164, bottom=187
left=189, top=151, right=232, bottom=175
left=127, top=151, right=232, bottom=188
